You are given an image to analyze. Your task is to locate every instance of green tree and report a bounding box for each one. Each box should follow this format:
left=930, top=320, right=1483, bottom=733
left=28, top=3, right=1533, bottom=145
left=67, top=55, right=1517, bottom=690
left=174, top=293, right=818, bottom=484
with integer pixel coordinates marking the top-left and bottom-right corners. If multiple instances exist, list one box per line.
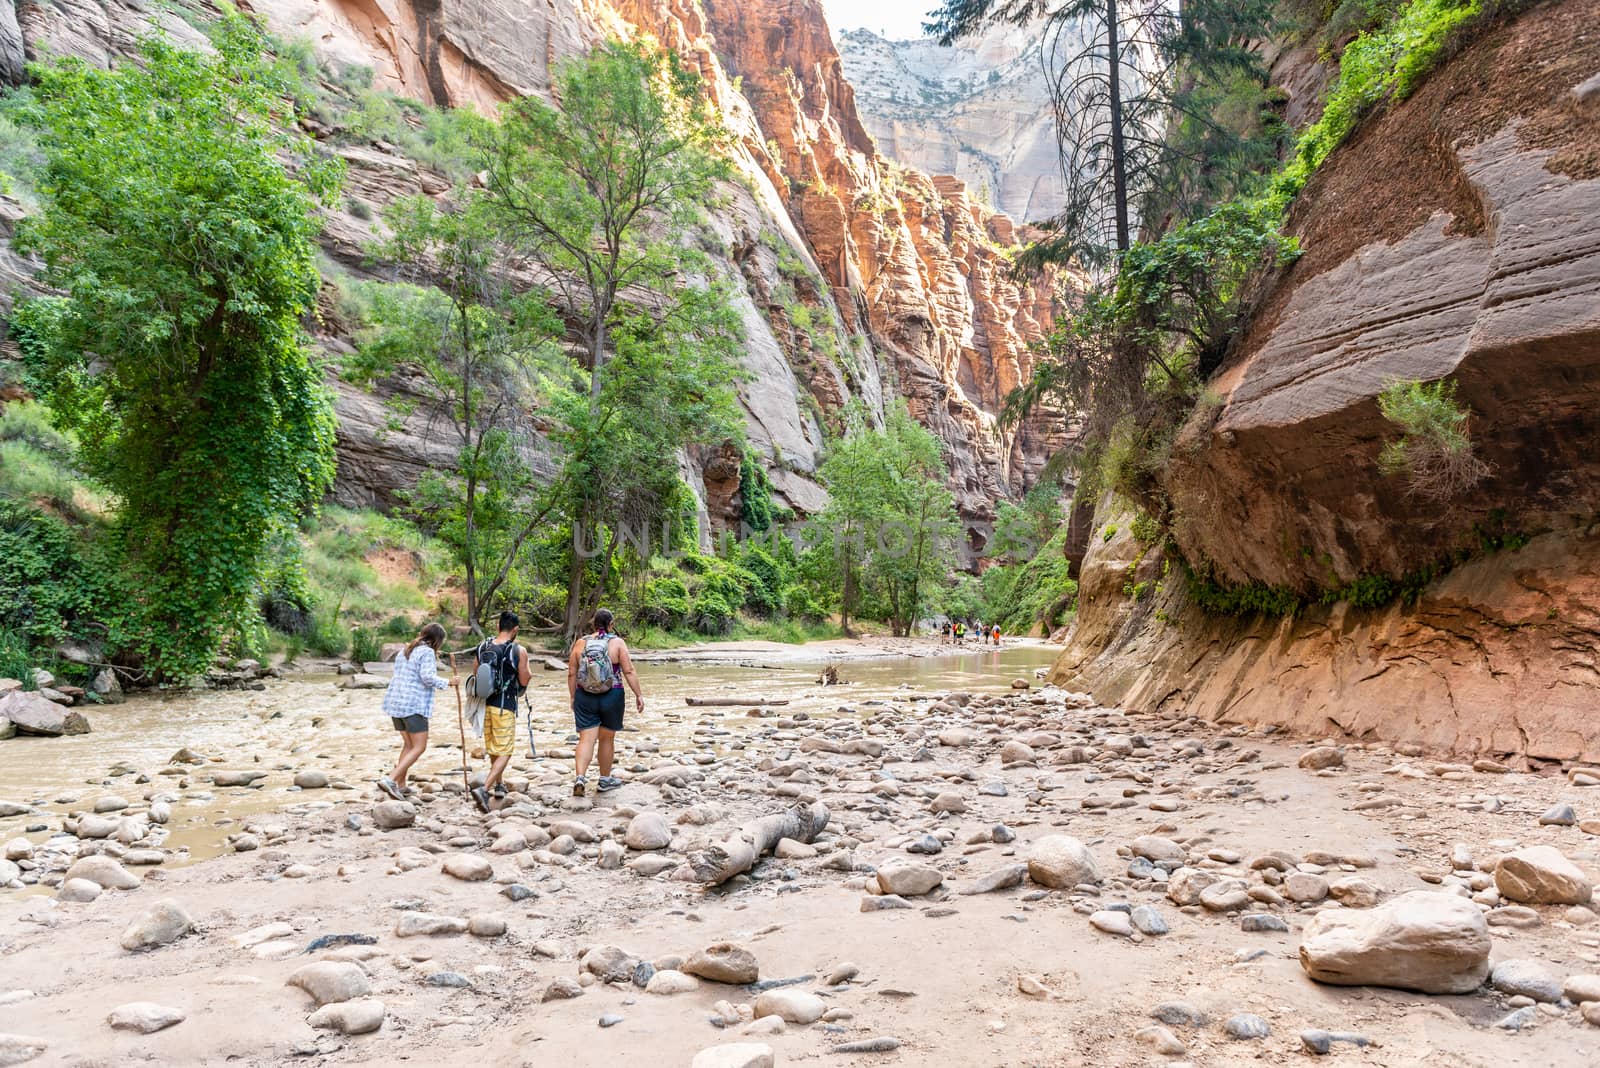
left=12, top=15, right=342, bottom=678
left=927, top=0, right=1283, bottom=265
left=347, top=191, right=562, bottom=631
left=814, top=405, right=961, bottom=636
left=478, top=40, right=741, bottom=638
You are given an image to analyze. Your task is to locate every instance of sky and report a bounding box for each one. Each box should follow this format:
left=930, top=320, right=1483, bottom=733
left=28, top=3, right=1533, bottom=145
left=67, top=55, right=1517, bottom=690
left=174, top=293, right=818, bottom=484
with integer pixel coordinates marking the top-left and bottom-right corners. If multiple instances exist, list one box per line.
left=820, top=0, right=940, bottom=40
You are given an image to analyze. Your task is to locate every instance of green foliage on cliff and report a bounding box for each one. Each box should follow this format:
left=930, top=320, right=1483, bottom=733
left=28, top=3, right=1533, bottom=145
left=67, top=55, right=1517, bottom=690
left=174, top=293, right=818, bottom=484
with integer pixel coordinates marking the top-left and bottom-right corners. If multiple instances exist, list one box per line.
left=1272, top=0, right=1488, bottom=205
left=9, top=14, right=342, bottom=679
left=1377, top=377, right=1490, bottom=501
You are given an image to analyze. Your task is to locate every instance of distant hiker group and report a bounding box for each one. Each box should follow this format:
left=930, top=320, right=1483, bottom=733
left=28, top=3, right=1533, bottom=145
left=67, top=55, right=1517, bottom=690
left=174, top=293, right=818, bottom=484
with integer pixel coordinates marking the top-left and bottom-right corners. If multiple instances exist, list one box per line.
left=378, top=608, right=644, bottom=812
left=939, top=619, right=1002, bottom=646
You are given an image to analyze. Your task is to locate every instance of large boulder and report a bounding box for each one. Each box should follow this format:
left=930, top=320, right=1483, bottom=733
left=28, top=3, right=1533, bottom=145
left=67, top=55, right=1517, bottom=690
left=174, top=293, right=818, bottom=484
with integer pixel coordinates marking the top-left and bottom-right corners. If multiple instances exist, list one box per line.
left=682, top=942, right=760, bottom=984
left=623, top=812, right=673, bottom=851
left=1298, top=891, right=1491, bottom=994
left=1027, top=835, right=1101, bottom=888
left=287, top=962, right=371, bottom=1006
left=120, top=900, right=195, bottom=952
left=64, top=855, right=140, bottom=891
left=0, top=690, right=90, bottom=736
left=1495, top=846, right=1593, bottom=905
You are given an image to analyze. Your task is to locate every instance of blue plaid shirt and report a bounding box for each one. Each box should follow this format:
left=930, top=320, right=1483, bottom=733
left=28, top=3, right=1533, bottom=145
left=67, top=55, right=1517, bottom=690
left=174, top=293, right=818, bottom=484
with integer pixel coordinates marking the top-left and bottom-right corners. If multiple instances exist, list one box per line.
left=382, top=645, right=450, bottom=720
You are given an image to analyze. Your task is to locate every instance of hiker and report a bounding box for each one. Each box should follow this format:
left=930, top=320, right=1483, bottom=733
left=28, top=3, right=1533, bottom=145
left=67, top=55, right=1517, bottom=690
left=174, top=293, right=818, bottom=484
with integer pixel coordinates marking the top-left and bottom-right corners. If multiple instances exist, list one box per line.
left=567, top=607, right=643, bottom=796
left=940, top=620, right=951, bottom=643
left=378, top=622, right=456, bottom=801
left=470, top=610, right=531, bottom=813
left=992, top=623, right=1001, bottom=646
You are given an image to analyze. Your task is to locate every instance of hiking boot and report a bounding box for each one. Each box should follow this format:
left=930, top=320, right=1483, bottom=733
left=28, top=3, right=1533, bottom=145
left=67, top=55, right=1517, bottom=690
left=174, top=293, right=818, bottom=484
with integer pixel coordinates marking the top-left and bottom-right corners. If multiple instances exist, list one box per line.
left=470, top=786, right=491, bottom=814
left=377, top=777, right=404, bottom=802
left=597, top=775, right=622, bottom=793
left=492, top=783, right=507, bottom=800
left=572, top=776, right=587, bottom=797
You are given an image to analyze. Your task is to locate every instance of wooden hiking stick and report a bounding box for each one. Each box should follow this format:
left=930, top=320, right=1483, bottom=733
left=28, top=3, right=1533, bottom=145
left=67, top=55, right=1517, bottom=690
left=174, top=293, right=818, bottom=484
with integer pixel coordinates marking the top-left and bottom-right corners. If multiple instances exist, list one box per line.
left=450, top=652, right=469, bottom=795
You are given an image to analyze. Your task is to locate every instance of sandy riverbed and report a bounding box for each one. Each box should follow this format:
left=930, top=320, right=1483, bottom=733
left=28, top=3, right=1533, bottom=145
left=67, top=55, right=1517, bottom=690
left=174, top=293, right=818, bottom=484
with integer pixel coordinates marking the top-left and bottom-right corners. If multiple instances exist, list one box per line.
left=1, top=644, right=1598, bottom=1067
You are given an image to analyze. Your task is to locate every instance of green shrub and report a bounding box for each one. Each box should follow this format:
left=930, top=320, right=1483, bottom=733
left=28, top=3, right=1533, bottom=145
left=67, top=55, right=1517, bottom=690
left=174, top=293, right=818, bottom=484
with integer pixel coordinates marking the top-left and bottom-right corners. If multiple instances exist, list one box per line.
left=349, top=625, right=382, bottom=664
left=780, top=583, right=824, bottom=623
left=639, top=575, right=691, bottom=627
left=305, top=607, right=349, bottom=657
left=0, top=628, right=34, bottom=687
left=1377, top=378, right=1489, bottom=501
left=688, top=589, right=735, bottom=635
left=0, top=499, right=99, bottom=644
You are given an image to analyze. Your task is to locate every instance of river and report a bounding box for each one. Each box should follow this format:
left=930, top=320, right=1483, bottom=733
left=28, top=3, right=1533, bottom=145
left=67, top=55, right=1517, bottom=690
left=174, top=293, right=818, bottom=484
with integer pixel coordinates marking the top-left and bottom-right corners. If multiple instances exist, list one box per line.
left=0, top=640, right=1060, bottom=873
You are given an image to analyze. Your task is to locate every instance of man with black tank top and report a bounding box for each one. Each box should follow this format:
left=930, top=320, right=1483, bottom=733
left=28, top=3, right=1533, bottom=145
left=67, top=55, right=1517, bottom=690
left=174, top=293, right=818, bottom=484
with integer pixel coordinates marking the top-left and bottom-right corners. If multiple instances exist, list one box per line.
left=471, top=610, right=531, bottom=813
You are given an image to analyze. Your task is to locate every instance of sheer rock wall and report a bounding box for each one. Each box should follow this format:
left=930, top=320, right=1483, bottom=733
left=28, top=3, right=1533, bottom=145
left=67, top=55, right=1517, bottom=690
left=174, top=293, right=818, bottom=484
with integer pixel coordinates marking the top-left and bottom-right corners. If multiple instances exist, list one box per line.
left=1052, top=1, right=1600, bottom=764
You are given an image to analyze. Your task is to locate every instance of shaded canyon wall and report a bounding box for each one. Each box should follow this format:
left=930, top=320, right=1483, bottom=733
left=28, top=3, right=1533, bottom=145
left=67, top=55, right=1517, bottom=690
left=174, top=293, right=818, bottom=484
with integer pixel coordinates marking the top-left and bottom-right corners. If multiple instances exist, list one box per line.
left=1052, top=0, right=1600, bottom=765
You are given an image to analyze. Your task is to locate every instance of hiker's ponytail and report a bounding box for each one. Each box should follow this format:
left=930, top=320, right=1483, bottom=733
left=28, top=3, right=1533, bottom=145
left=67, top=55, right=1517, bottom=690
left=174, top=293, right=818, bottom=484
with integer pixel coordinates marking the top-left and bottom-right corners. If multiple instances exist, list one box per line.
left=404, top=622, right=447, bottom=658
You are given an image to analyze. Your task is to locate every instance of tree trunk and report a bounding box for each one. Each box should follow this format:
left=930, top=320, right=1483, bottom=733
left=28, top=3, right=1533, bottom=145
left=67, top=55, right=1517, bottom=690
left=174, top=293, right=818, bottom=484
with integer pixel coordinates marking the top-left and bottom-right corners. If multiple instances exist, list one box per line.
left=563, top=511, right=589, bottom=642
left=464, top=468, right=480, bottom=633
left=686, top=802, right=830, bottom=885
left=1107, top=0, right=1130, bottom=252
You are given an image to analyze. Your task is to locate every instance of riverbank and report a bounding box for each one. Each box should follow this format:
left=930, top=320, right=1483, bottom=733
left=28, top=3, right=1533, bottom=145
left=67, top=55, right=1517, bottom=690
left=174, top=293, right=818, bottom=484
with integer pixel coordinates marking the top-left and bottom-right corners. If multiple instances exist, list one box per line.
left=2, top=658, right=1598, bottom=1066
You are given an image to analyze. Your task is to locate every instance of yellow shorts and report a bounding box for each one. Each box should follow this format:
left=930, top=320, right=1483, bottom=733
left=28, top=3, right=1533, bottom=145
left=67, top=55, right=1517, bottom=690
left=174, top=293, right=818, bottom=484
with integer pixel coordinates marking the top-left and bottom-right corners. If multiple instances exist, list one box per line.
left=484, top=706, right=515, bottom=757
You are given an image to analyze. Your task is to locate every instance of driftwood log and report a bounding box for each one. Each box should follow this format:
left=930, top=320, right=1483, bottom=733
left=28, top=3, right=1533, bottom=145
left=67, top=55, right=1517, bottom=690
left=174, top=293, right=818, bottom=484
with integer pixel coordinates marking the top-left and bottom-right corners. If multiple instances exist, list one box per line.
left=687, top=802, right=830, bottom=885
left=685, top=697, right=789, bottom=707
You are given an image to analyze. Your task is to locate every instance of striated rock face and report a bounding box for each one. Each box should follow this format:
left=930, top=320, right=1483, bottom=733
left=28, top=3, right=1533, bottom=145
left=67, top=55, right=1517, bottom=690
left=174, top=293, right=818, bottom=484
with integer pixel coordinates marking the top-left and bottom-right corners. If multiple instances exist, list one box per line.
left=1053, top=2, right=1600, bottom=764
left=698, top=0, right=1068, bottom=543
left=5, top=0, right=1061, bottom=543
left=837, top=21, right=1069, bottom=224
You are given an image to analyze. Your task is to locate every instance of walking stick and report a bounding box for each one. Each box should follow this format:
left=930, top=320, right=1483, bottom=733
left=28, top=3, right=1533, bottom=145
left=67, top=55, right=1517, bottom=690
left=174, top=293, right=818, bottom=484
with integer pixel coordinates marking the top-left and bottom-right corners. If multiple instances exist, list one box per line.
left=450, top=652, right=469, bottom=796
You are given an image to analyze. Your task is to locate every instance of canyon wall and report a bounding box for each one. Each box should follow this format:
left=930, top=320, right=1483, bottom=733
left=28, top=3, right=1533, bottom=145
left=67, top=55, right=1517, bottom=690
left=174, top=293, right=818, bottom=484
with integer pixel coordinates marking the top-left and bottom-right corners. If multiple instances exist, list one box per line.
left=1053, top=0, right=1600, bottom=765
left=2, top=0, right=1063, bottom=550
left=837, top=21, right=1069, bottom=225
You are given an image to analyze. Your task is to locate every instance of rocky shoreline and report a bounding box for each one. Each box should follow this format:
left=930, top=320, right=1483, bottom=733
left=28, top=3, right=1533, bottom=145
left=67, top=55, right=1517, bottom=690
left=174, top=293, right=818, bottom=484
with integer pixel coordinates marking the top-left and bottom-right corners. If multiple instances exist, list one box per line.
left=2, top=677, right=1598, bottom=1066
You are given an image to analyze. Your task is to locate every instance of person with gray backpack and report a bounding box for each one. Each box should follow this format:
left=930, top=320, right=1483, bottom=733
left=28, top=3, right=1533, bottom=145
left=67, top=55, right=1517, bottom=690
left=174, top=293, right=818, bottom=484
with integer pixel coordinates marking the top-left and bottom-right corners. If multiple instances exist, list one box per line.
left=565, top=607, right=643, bottom=796
left=468, top=610, right=531, bottom=812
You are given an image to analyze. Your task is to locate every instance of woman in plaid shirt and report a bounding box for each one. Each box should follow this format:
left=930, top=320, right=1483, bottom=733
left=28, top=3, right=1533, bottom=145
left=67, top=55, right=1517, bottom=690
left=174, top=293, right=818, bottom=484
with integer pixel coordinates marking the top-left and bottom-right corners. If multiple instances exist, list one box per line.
left=378, top=623, right=457, bottom=800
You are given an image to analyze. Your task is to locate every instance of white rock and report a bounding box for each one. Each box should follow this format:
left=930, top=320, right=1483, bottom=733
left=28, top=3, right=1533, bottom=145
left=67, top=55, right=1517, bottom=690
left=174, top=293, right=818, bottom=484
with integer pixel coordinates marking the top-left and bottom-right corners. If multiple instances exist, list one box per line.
left=307, top=998, right=386, bottom=1034
left=645, top=969, right=701, bottom=995
left=1495, top=846, right=1593, bottom=905
left=753, top=987, right=826, bottom=1024
left=1027, top=835, right=1101, bottom=888
left=287, top=962, right=371, bottom=1006
left=1298, top=891, right=1491, bottom=994
left=876, top=863, right=942, bottom=897
left=0, top=1033, right=49, bottom=1065
left=441, top=854, right=492, bottom=881
left=1090, top=910, right=1133, bottom=936
left=57, top=878, right=102, bottom=903
left=691, top=1043, right=775, bottom=1068
left=64, top=855, right=140, bottom=891
left=106, top=1002, right=185, bottom=1034
left=624, top=812, right=673, bottom=850
left=120, top=900, right=194, bottom=952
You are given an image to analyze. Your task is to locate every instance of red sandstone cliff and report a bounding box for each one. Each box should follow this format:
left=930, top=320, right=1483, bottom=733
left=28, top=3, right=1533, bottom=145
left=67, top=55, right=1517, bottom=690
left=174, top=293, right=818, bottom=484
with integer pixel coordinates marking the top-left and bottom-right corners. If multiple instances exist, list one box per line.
left=1053, top=0, right=1600, bottom=766
left=6, top=0, right=1062, bottom=545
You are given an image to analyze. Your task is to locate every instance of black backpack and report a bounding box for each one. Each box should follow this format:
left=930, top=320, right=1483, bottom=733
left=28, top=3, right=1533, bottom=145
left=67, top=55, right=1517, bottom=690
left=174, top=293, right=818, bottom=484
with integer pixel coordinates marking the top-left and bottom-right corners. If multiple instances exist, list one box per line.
left=472, top=639, right=522, bottom=706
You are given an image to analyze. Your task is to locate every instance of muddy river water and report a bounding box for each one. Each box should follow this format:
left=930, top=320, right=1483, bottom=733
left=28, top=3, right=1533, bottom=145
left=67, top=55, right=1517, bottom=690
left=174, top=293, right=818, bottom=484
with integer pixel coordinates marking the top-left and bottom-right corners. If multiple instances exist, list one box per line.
left=0, top=640, right=1059, bottom=872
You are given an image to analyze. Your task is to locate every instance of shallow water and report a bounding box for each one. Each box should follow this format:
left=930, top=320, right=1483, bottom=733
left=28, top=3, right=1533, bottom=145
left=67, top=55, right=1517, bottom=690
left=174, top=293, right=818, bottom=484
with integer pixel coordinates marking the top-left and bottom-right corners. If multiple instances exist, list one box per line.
left=0, top=641, right=1059, bottom=871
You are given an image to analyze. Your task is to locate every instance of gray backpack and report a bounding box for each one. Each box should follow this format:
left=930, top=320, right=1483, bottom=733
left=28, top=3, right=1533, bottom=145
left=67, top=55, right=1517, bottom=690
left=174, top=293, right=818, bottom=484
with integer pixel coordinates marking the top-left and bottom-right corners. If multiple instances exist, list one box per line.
left=577, top=634, right=618, bottom=694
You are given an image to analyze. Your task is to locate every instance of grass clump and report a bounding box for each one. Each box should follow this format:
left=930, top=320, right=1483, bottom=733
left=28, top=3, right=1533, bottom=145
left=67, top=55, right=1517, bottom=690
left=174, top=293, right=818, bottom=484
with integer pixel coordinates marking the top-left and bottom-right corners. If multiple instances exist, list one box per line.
left=1377, top=377, right=1490, bottom=501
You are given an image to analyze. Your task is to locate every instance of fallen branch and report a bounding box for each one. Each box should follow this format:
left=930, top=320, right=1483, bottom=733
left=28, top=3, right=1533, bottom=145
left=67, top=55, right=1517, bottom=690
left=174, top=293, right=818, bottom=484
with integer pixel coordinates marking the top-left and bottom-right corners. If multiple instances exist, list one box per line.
left=687, top=802, right=830, bottom=885
left=686, top=697, right=789, bottom=707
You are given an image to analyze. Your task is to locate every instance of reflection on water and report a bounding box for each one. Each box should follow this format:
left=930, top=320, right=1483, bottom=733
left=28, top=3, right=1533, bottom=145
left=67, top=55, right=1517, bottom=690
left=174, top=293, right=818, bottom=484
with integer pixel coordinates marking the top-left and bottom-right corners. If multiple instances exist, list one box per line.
left=0, top=642, right=1060, bottom=870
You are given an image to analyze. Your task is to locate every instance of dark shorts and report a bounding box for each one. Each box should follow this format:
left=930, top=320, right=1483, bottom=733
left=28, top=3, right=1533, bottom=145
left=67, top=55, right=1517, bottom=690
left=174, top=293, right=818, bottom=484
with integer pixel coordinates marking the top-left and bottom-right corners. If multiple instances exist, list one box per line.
left=573, top=687, right=624, bottom=732
left=391, top=714, right=429, bottom=734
